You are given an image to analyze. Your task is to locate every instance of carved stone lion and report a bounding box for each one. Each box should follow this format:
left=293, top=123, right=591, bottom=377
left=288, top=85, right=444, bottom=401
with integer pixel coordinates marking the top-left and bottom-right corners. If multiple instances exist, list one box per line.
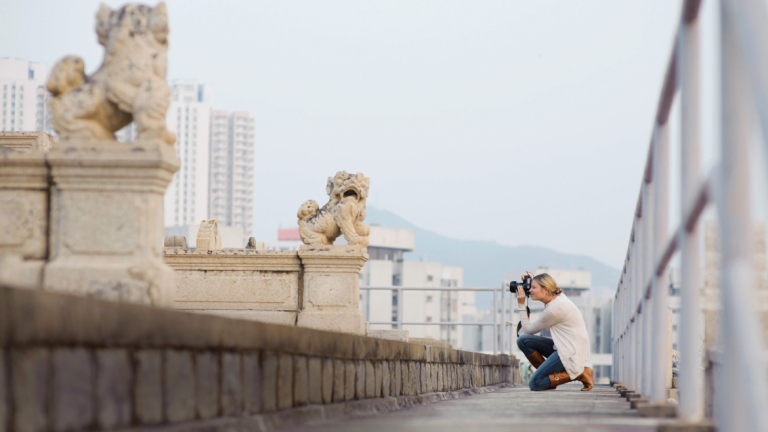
left=298, top=172, right=371, bottom=247
left=47, top=3, right=175, bottom=145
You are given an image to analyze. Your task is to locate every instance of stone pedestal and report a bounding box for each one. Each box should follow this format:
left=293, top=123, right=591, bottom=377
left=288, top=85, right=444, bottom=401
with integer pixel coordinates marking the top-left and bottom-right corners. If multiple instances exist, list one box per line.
left=296, top=245, right=368, bottom=335
left=0, top=149, right=49, bottom=287
left=43, top=140, right=179, bottom=306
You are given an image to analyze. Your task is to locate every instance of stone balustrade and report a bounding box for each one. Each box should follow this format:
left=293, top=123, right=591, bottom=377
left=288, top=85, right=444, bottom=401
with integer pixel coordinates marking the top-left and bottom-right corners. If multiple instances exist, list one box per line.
left=0, top=284, right=518, bottom=432
left=165, top=245, right=369, bottom=335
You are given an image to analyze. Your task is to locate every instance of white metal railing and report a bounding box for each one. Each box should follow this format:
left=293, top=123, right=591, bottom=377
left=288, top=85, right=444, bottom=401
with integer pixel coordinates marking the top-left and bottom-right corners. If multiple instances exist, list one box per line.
left=612, top=0, right=768, bottom=430
left=360, top=284, right=517, bottom=355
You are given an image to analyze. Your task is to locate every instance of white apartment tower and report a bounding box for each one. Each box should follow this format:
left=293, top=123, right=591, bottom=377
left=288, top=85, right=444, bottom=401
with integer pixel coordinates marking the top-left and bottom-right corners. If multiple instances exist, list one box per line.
left=209, top=111, right=255, bottom=238
left=0, top=58, right=53, bottom=134
left=163, top=80, right=213, bottom=228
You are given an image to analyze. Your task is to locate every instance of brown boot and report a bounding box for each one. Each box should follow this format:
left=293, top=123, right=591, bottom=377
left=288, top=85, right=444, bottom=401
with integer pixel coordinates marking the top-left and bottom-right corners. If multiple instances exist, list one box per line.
left=548, top=371, right=571, bottom=389
left=525, top=351, right=545, bottom=369
left=575, top=367, right=593, bottom=391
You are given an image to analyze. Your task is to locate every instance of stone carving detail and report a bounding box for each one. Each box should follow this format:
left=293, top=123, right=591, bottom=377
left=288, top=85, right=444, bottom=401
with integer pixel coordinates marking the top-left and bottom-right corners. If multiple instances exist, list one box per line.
left=47, top=3, right=175, bottom=145
left=196, top=220, right=221, bottom=251
left=298, top=172, right=370, bottom=247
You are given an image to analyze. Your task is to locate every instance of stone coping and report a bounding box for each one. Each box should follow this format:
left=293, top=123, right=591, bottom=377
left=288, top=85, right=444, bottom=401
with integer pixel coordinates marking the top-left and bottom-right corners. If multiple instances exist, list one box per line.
left=0, top=286, right=513, bottom=366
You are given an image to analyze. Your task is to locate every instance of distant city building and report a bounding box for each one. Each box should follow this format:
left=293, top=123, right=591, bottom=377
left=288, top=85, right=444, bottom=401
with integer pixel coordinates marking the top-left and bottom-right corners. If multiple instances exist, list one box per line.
left=359, top=226, right=475, bottom=348
left=0, top=58, right=53, bottom=135
left=163, top=80, right=214, bottom=229
left=264, top=228, right=303, bottom=251
left=209, top=110, right=254, bottom=239
left=117, top=81, right=254, bottom=246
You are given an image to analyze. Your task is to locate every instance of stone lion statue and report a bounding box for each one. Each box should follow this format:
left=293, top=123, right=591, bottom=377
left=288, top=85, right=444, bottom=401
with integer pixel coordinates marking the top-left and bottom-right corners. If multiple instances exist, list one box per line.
left=298, top=172, right=371, bottom=247
left=47, top=3, right=175, bottom=145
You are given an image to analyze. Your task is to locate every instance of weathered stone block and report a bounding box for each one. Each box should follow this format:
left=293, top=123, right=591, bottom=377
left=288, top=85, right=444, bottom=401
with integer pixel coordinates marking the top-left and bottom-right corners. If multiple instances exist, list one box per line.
left=321, top=358, right=334, bottom=404
left=277, top=354, right=293, bottom=410
left=134, top=350, right=163, bottom=425
left=297, top=246, right=368, bottom=335
left=437, top=363, right=444, bottom=391
left=12, top=349, right=49, bottom=432
left=374, top=361, right=383, bottom=397
left=367, top=329, right=409, bottom=342
left=243, top=352, right=263, bottom=414
left=420, top=363, right=426, bottom=394
left=44, top=141, right=178, bottom=306
left=332, top=359, right=345, bottom=402
left=0, top=350, right=6, bottom=432
left=344, top=361, right=355, bottom=401
left=51, top=349, right=94, bottom=431
left=355, top=360, right=365, bottom=399
left=293, top=356, right=308, bottom=406
left=365, top=361, right=375, bottom=398
left=308, top=357, right=322, bottom=404
left=164, top=350, right=194, bottom=422
left=262, top=353, right=278, bottom=413
left=96, top=349, right=132, bottom=429
left=194, top=352, right=219, bottom=419
left=427, top=363, right=434, bottom=392
left=410, top=362, right=418, bottom=395
left=381, top=361, right=390, bottom=397
left=395, top=361, right=402, bottom=396
left=221, top=352, right=242, bottom=416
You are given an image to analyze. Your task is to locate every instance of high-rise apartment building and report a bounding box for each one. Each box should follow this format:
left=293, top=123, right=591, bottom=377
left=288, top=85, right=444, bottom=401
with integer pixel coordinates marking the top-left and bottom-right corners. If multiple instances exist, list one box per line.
left=115, top=80, right=254, bottom=246
left=0, top=58, right=53, bottom=134
left=359, top=226, right=475, bottom=349
left=163, top=80, right=214, bottom=228
left=209, top=111, right=254, bottom=238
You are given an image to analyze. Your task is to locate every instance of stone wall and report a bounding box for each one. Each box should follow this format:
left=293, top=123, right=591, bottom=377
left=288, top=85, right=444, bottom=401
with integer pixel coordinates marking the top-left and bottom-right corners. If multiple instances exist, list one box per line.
left=165, top=245, right=369, bottom=335
left=0, top=284, right=518, bottom=432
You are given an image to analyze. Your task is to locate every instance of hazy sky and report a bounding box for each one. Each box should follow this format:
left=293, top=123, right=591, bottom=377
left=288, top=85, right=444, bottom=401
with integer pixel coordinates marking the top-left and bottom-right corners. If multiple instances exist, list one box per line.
left=1, top=0, right=691, bottom=268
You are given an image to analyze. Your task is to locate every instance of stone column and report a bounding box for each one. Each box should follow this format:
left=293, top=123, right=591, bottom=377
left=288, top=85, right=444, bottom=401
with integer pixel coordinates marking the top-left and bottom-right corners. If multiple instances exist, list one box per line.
left=43, top=140, right=179, bottom=306
left=297, top=245, right=368, bottom=335
left=0, top=148, right=49, bottom=287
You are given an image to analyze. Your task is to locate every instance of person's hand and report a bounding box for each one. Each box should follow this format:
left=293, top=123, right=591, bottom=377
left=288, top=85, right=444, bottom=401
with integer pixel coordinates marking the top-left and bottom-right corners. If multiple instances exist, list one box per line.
left=516, top=285, right=526, bottom=305
left=521, top=271, right=534, bottom=280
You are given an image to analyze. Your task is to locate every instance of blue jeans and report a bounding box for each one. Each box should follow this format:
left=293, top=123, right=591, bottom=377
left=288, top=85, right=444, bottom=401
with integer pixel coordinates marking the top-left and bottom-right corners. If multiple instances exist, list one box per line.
left=517, top=334, right=567, bottom=391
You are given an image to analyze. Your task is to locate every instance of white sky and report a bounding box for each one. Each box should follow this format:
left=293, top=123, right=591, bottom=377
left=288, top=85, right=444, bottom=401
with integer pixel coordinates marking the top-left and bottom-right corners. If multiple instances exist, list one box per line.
left=1, top=0, right=693, bottom=269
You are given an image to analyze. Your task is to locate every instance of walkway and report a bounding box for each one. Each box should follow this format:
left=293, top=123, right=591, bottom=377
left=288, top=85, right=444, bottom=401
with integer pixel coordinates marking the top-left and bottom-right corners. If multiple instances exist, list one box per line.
left=288, top=383, right=674, bottom=432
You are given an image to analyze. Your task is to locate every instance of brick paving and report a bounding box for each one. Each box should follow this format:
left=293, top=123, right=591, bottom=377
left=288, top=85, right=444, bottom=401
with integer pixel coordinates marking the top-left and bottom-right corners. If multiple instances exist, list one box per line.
left=287, top=383, right=676, bottom=432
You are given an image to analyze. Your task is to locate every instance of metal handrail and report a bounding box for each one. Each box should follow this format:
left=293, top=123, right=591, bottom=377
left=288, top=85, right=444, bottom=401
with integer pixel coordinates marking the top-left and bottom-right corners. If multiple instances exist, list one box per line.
left=612, top=0, right=768, bottom=429
left=360, top=284, right=516, bottom=355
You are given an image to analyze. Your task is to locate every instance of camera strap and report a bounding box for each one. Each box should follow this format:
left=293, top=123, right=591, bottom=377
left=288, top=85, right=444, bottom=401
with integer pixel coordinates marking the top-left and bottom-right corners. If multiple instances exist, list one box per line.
left=516, top=299, right=531, bottom=337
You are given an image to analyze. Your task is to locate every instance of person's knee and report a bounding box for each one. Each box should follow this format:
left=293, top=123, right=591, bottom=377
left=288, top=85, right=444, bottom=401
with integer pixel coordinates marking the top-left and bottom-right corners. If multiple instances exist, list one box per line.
left=517, top=334, right=531, bottom=350
left=529, top=375, right=550, bottom=391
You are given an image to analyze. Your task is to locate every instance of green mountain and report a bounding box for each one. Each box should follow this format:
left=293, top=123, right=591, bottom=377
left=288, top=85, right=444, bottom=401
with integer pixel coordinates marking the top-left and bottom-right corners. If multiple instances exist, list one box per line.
left=366, top=207, right=620, bottom=300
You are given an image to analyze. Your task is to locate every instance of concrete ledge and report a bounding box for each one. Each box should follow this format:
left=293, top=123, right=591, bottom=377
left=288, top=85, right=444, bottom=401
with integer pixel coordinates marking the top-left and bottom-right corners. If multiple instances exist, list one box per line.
left=638, top=402, right=677, bottom=418
left=0, top=286, right=511, bottom=366
left=657, top=420, right=716, bottom=432
left=630, top=397, right=650, bottom=409
left=114, top=383, right=513, bottom=431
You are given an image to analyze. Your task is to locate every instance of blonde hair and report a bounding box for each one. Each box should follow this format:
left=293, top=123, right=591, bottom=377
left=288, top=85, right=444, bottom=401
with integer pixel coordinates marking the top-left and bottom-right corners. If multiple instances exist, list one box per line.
left=533, top=273, right=562, bottom=295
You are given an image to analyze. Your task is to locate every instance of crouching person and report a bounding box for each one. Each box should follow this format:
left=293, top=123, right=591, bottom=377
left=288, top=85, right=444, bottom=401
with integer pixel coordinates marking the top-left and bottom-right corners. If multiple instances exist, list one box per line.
left=515, top=272, right=593, bottom=391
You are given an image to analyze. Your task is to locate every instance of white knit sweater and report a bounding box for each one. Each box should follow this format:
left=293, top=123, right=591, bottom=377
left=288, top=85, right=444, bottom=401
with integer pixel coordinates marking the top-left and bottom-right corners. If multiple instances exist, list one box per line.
left=518, top=294, right=590, bottom=379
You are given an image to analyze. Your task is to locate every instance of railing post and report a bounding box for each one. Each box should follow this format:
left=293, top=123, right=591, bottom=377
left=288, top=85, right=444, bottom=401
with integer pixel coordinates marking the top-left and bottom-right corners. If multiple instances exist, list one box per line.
left=501, top=283, right=506, bottom=355
left=397, top=287, right=403, bottom=330
left=650, top=122, right=670, bottom=404
left=678, top=8, right=704, bottom=422
left=642, top=178, right=655, bottom=397
left=628, top=244, right=636, bottom=392
left=633, top=221, right=643, bottom=393
left=493, top=290, right=499, bottom=355
left=716, top=3, right=768, bottom=430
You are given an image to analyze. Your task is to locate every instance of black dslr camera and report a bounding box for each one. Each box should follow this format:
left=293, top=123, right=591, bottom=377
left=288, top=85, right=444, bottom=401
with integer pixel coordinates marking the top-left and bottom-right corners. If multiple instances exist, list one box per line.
left=509, top=275, right=533, bottom=297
